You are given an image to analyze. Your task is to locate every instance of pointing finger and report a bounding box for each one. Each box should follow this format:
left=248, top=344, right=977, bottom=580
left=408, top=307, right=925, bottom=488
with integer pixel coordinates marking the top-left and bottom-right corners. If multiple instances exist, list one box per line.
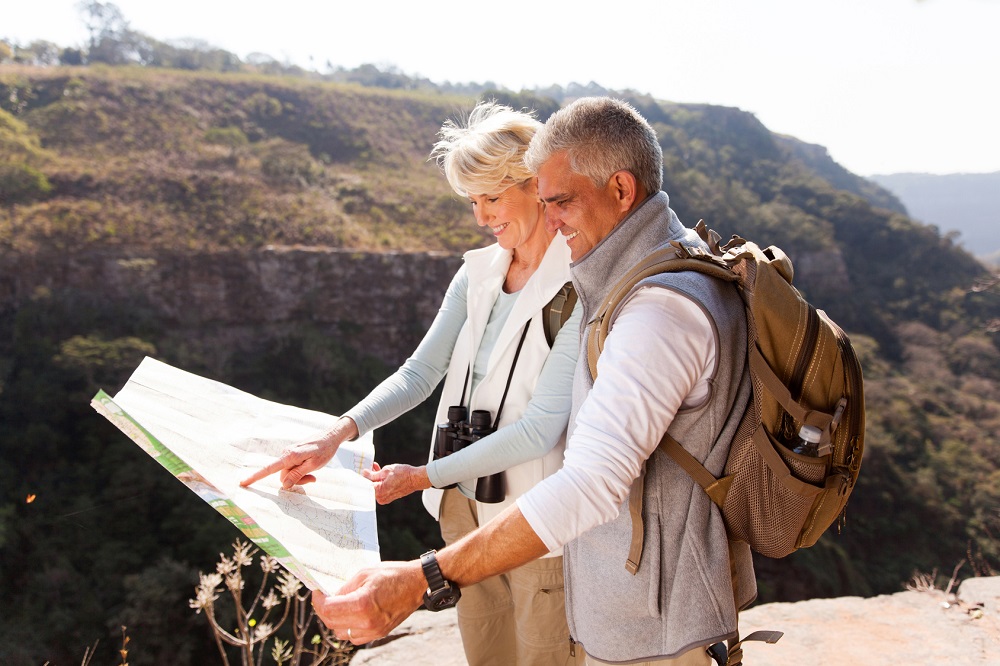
left=240, top=458, right=289, bottom=487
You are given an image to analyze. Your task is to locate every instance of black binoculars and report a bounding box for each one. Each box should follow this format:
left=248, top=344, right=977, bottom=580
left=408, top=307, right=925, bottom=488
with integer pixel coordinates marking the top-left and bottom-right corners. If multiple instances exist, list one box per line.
left=433, top=405, right=505, bottom=503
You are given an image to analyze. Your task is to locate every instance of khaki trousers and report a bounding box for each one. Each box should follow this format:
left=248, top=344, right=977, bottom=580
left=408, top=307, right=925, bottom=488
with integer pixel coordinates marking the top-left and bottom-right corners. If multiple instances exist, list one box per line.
left=573, top=643, right=712, bottom=666
left=439, top=488, right=571, bottom=666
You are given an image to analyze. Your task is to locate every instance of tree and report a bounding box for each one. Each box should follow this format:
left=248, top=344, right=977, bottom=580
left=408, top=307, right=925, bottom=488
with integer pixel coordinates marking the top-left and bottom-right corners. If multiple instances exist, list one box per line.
left=78, top=1, right=127, bottom=47
left=479, top=89, right=560, bottom=122
left=53, top=335, right=157, bottom=390
left=76, top=0, right=148, bottom=65
left=61, top=47, right=84, bottom=65
left=13, top=40, right=62, bottom=66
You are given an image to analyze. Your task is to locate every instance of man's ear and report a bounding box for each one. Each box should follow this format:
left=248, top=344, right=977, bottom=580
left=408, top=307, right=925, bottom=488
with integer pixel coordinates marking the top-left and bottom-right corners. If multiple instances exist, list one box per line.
left=521, top=176, right=539, bottom=197
left=607, top=170, right=641, bottom=213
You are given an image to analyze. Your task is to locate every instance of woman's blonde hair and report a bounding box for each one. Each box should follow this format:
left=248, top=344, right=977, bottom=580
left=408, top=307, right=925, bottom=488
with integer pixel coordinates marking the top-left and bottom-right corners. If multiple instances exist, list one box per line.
left=430, top=101, right=542, bottom=197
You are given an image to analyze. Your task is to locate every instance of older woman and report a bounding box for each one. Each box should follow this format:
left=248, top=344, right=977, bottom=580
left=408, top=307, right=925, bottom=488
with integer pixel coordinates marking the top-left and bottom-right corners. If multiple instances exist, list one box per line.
left=243, top=102, right=579, bottom=665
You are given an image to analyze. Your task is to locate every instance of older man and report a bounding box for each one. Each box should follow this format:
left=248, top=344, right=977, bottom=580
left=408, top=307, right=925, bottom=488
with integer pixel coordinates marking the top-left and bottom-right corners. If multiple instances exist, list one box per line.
left=318, top=97, right=754, bottom=665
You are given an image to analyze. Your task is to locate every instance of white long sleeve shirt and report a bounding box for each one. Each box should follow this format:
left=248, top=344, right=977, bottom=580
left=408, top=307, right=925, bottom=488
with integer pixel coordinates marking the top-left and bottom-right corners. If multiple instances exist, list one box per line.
left=517, top=286, right=716, bottom=550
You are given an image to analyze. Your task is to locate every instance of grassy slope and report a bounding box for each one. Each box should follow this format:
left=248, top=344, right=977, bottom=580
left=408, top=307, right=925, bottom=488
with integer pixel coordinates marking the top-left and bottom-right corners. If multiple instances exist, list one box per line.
left=1, top=65, right=485, bottom=254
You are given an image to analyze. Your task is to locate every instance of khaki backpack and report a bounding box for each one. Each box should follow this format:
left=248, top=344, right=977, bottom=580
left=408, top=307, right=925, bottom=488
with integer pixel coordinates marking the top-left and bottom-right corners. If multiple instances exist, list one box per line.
left=587, top=220, right=865, bottom=560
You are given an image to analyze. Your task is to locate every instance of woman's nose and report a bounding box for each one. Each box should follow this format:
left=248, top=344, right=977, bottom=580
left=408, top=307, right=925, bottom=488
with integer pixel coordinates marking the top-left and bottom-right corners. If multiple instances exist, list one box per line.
left=474, top=203, right=492, bottom=226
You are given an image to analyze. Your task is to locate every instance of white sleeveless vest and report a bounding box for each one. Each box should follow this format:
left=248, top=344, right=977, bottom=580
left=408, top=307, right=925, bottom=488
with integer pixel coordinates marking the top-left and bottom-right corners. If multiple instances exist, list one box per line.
left=421, top=234, right=573, bottom=556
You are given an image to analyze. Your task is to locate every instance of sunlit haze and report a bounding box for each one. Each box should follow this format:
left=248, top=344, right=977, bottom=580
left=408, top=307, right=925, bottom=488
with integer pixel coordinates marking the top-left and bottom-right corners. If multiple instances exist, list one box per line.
left=5, top=0, right=999, bottom=176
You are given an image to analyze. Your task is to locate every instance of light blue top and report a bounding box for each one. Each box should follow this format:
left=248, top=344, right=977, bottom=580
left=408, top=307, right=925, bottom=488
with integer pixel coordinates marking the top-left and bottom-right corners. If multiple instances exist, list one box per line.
left=344, top=263, right=580, bottom=495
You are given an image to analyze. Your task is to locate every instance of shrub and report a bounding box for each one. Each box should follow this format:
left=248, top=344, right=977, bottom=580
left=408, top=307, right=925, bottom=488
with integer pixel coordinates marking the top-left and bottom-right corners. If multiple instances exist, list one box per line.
left=190, top=539, right=356, bottom=665
left=0, top=163, right=52, bottom=204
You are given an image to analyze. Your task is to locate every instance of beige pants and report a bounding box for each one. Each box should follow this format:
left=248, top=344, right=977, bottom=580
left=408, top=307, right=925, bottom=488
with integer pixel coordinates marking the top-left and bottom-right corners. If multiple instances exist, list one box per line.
left=574, top=643, right=712, bottom=666
left=439, top=488, right=571, bottom=666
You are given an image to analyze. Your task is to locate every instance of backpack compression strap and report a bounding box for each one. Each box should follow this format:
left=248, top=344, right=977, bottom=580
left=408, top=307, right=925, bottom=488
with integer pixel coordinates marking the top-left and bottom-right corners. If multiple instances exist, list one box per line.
left=542, top=281, right=578, bottom=347
left=707, top=631, right=784, bottom=666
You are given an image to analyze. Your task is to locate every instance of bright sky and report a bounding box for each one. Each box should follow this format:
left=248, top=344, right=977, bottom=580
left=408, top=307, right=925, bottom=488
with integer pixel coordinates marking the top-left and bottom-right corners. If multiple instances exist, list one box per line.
left=5, top=0, right=1000, bottom=176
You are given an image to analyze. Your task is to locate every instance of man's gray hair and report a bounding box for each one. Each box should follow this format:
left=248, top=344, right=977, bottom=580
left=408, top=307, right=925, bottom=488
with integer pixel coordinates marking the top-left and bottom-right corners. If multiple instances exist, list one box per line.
left=525, top=97, right=663, bottom=194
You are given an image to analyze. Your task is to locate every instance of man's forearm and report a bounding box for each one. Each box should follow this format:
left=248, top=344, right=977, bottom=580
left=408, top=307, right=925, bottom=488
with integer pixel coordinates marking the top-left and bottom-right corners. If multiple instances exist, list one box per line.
left=312, top=504, right=548, bottom=644
left=436, top=504, right=549, bottom=587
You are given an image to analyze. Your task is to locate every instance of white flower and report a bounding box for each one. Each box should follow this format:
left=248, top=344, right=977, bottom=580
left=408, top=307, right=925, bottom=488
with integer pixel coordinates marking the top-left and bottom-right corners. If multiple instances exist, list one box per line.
left=277, top=571, right=302, bottom=598
left=225, top=573, right=245, bottom=592
left=232, top=539, right=254, bottom=567
left=200, top=572, right=223, bottom=591
left=216, top=556, right=236, bottom=575
left=189, top=572, right=223, bottom=612
left=260, top=555, right=279, bottom=574
left=271, top=638, right=292, bottom=665
left=254, top=622, right=274, bottom=640
left=261, top=590, right=281, bottom=610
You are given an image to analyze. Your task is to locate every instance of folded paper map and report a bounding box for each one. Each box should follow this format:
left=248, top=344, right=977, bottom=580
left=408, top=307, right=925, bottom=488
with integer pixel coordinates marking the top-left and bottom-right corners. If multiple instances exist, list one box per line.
left=91, top=357, right=380, bottom=594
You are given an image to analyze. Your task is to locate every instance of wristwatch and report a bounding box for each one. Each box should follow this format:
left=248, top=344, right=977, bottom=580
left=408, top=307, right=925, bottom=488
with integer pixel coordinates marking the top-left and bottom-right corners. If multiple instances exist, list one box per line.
left=420, top=550, right=461, bottom=611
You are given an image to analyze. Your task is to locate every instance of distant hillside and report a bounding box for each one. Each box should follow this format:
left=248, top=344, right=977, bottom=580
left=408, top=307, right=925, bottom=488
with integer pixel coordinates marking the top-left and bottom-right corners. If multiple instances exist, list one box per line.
left=869, top=172, right=1000, bottom=265
left=778, top=135, right=906, bottom=215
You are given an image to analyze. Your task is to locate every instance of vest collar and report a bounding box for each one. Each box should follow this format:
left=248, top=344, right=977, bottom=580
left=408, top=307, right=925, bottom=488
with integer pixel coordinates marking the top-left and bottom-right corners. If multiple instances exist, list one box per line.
left=462, top=233, right=572, bottom=375
left=571, top=191, right=692, bottom=322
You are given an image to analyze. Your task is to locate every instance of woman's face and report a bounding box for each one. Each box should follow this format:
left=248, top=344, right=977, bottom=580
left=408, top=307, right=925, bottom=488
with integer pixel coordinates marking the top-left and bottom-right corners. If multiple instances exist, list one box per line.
left=468, top=178, right=546, bottom=252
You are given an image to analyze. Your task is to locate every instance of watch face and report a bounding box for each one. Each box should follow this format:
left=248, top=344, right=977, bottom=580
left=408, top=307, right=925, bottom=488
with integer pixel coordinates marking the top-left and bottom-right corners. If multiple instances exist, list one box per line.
left=424, top=585, right=461, bottom=611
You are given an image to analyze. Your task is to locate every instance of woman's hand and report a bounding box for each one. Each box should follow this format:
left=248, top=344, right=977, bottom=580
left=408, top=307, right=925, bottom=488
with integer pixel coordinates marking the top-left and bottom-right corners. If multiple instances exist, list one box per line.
left=361, top=463, right=431, bottom=504
left=240, top=417, right=359, bottom=489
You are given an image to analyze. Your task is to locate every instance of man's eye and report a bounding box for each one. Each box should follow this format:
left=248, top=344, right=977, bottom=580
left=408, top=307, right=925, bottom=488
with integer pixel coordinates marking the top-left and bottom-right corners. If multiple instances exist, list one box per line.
left=488, top=197, right=499, bottom=203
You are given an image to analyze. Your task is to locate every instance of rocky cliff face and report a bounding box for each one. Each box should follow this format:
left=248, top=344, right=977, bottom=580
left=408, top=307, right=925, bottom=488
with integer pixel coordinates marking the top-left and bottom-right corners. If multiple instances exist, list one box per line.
left=2, top=240, right=853, bottom=329
left=0, top=246, right=464, bottom=371
left=0, top=240, right=856, bottom=377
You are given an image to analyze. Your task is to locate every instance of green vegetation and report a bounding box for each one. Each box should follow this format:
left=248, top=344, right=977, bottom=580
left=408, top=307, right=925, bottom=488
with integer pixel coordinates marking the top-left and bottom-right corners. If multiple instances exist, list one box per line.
left=0, top=57, right=998, bottom=664
left=0, top=284, right=440, bottom=665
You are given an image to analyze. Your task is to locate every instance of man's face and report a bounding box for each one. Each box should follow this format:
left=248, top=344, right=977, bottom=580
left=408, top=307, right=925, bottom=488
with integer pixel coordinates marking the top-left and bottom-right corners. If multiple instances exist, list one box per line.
left=537, top=151, right=627, bottom=262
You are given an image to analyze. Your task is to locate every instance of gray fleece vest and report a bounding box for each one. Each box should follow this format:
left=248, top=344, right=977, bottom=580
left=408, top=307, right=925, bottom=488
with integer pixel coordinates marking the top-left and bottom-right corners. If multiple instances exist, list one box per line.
left=564, top=192, right=756, bottom=663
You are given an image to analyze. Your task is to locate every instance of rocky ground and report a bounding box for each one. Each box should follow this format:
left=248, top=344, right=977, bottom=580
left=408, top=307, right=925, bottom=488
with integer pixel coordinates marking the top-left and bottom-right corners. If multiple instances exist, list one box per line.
left=351, top=576, right=1000, bottom=665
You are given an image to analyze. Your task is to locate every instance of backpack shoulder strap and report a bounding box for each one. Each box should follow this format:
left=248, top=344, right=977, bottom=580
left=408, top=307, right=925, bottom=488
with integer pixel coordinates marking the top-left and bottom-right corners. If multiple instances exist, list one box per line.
left=585, top=241, right=739, bottom=575
left=542, top=281, right=578, bottom=347
left=586, top=246, right=736, bottom=381
left=625, top=430, right=735, bottom=573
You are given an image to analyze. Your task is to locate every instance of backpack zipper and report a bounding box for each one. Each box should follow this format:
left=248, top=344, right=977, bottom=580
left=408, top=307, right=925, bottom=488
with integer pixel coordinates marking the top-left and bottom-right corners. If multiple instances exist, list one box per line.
left=825, top=313, right=865, bottom=533
left=780, top=305, right=821, bottom=441
left=788, top=305, right=820, bottom=401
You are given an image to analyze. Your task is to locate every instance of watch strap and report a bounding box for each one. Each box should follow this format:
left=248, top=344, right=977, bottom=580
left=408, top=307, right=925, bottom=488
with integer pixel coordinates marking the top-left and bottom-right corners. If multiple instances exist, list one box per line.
left=420, top=550, right=446, bottom=591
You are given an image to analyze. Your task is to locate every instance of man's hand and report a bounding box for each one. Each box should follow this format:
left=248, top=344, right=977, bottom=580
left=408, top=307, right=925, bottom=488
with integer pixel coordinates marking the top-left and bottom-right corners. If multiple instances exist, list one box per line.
left=312, top=505, right=549, bottom=645
left=361, top=463, right=431, bottom=504
left=240, top=417, right=359, bottom=489
left=312, top=560, right=426, bottom=645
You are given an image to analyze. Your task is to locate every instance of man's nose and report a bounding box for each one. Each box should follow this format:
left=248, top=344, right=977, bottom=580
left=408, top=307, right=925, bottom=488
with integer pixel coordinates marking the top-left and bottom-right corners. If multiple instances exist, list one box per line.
left=543, top=207, right=562, bottom=233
